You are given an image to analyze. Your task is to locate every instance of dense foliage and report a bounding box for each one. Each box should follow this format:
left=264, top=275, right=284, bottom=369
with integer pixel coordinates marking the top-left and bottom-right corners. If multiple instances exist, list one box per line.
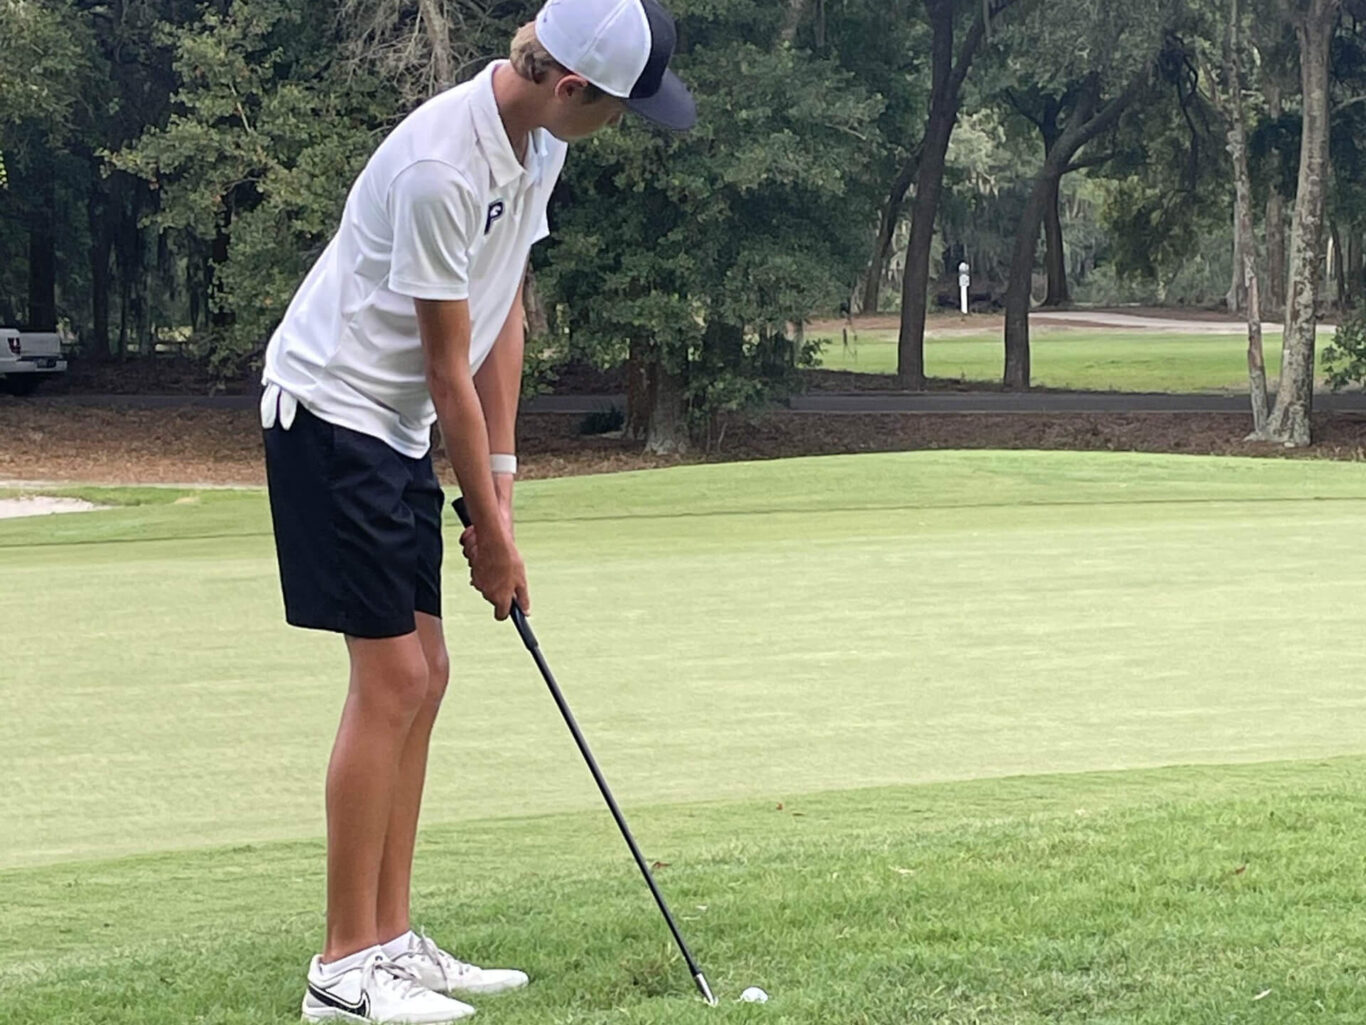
left=2, top=0, right=1364, bottom=444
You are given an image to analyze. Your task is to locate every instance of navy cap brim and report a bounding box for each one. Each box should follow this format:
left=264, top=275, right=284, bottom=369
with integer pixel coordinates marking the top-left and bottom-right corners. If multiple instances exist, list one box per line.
left=625, top=69, right=696, bottom=131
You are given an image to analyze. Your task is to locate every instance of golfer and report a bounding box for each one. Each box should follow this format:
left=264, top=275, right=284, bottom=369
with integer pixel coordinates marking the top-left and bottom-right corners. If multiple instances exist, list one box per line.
left=258, top=0, right=695, bottom=1020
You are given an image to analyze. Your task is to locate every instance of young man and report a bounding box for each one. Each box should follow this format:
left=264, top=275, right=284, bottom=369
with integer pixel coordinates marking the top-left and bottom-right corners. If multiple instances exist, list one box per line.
left=258, top=1, right=695, bottom=1021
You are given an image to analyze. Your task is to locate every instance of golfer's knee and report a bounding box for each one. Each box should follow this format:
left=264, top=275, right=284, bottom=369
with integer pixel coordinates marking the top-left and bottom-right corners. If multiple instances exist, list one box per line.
left=358, top=652, right=431, bottom=726
left=424, top=648, right=450, bottom=709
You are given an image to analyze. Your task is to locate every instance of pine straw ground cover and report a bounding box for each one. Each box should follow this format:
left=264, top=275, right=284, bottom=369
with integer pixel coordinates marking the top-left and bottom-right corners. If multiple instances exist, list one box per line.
left=3, top=398, right=1366, bottom=488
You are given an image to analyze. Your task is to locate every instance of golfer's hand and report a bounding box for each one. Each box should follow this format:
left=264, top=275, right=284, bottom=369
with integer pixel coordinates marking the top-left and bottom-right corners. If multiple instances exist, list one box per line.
left=467, top=532, right=530, bottom=620
left=458, top=501, right=513, bottom=568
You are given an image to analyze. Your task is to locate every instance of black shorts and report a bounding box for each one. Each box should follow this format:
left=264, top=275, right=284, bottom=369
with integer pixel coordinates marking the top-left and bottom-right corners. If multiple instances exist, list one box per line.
left=263, top=403, right=444, bottom=638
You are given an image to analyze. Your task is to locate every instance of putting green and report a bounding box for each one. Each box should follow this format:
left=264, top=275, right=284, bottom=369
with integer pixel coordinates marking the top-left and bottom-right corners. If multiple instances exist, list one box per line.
left=5, top=451, right=1366, bottom=872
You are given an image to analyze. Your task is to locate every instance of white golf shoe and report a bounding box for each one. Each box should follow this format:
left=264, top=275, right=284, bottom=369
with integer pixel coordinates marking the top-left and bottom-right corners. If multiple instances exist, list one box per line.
left=386, top=931, right=529, bottom=997
left=301, top=949, right=476, bottom=1023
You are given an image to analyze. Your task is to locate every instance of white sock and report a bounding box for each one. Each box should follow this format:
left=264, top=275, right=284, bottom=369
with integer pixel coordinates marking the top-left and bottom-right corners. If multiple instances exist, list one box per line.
left=380, top=930, right=417, bottom=960
left=318, top=944, right=382, bottom=979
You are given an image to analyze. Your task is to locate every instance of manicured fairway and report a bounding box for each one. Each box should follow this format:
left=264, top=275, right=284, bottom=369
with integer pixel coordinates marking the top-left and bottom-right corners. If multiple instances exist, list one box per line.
left=812, top=328, right=1338, bottom=391
left=5, top=452, right=1366, bottom=1023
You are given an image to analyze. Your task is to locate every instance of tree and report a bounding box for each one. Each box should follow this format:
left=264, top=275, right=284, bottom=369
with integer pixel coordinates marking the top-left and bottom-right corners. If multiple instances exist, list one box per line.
left=937, top=105, right=1037, bottom=302
left=998, top=0, right=1172, bottom=390
left=538, top=5, right=882, bottom=454
left=1264, top=0, right=1340, bottom=445
left=1323, top=13, right=1366, bottom=308
left=113, top=0, right=391, bottom=377
left=0, top=0, right=229, bottom=357
left=1210, top=0, right=1271, bottom=432
left=807, top=0, right=930, bottom=316
left=998, top=81, right=1114, bottom=308
left=0, top=0, right=97, bottom=331
left=896, top=0, right=1025, bottom=388
left=337, top=0, right=517, bottom=105
left=1002, top=76, right=1151, bottom=389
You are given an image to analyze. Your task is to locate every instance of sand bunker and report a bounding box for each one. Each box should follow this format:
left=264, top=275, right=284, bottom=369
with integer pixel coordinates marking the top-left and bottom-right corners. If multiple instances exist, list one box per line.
left=0, top=496, right=107, bottom=519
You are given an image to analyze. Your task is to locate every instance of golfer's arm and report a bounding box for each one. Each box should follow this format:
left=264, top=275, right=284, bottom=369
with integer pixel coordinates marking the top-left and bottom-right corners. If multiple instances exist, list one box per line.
left=474, top=277, right=526, bottom=513
left=416, top=297, right=508, bottom=547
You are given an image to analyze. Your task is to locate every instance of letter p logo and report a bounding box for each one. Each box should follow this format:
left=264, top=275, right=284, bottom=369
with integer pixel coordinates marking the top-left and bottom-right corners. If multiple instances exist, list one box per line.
left=484, top=200, right=505, bottom=235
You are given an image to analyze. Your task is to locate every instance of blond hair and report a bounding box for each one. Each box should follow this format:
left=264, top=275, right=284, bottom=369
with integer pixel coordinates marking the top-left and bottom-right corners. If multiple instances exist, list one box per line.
left=510, top=22, right=606, bottom=100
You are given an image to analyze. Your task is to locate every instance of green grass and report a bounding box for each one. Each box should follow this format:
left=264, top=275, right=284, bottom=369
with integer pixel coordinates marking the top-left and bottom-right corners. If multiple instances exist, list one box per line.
left=8, top=763, right=1366, bottom=1023
left=811, top=328, right=1339, bottom=391
left=7, top=452, right=1366, bottom=1022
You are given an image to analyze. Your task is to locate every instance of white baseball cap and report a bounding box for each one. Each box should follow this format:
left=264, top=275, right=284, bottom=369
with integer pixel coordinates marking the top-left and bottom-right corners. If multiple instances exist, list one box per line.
left=535, top=0, right=697, bottom=131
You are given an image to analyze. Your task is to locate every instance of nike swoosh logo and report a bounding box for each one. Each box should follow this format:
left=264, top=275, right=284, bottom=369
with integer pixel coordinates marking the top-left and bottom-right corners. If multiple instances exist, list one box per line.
left=307, top=981, right=370, bottom=1018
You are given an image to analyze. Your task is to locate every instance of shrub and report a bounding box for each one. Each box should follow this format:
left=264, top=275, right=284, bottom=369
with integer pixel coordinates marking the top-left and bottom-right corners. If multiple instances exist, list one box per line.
left=1322, top=305, right=1366, bottom=392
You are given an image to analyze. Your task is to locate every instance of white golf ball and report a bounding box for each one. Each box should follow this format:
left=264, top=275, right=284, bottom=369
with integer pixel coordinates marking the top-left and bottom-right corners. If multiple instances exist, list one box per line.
left=740, top=986, right=769, bottom=1003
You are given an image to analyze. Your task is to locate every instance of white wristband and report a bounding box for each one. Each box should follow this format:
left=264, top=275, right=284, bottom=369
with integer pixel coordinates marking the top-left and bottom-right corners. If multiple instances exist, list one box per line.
left=490, top=453, right=517, bottom=476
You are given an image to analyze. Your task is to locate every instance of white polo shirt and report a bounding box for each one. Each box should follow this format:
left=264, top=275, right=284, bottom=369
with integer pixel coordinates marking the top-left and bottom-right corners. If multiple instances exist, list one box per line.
left=261, top=60, right=568, bottom=457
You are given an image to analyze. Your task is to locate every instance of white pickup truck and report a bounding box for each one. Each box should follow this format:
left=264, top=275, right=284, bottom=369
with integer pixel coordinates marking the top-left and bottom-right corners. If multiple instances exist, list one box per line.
left=0, top=328, right=67, bottom=395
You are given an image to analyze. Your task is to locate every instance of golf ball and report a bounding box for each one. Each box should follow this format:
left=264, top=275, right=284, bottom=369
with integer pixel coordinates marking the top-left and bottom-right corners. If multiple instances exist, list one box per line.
left=740, top=987, right=769, bottom=1003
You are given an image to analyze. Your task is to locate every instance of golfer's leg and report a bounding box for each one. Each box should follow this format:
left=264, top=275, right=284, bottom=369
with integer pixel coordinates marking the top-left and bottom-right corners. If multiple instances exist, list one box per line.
left=323, top=631, right=432, bottom=962
left=376, top=611, right=450, bottom=943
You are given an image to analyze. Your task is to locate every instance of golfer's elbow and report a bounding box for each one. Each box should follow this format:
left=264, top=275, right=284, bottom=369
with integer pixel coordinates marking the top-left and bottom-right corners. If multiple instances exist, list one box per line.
left=426, top=358, right=477, bottom=417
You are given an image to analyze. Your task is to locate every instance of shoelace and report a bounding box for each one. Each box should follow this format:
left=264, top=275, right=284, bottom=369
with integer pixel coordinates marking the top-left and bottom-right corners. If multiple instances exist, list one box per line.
left=365, top=954, right=431, bottom=1000
left=413, top=930, right=475, bottom=991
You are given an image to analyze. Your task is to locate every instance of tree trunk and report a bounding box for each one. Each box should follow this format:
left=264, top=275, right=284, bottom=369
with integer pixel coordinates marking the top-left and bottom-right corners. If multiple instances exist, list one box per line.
left=1331, top=222, right=1346, bottom=308
left=1003, top=172, right=1052, bottom=389
left=898, top=112, right=951, bottom=387
left=137, top=226, right=155, bottom=358
left=1266, top=0, right=1339, bottom=447
left=522, top=265, right=549, bottom=338
left=28, top=176, right=57, bottom=331
left=190, top=245, right=209, bottom=333
left=1041, top=175, right=1069, bottom=306
left=1348, top=233, right=1363, bottom=304
left=89, top=176, right=112, bottom=358
left=860, top=156, right=916, bottom=315
left=417, top=0, right=453, bottom=90
left=210, top=207, right=232, bottom=329
left=1264, top=80, right=1287, bottom=314
left=625, top=336, right=651, bottom=442
left=1226, top=204, right=1247, bottom=314
left=1262, top=188, right=1284, bottom=311
left=114, top=189, right=156, bottom=359
left=645, top=355, right=688, bottom=455
left=1226, top=0, right=1269, bottom=436
left=1266, top=190, right=1287, bottom=311
left=897, top=0, right=997, bottom=389
left=117, top=251, right=129, bottom=359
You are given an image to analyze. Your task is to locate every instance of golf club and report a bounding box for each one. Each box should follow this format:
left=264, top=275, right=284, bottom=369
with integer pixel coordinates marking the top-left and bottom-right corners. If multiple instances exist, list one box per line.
left=453, top=496, right=718, bottom=1007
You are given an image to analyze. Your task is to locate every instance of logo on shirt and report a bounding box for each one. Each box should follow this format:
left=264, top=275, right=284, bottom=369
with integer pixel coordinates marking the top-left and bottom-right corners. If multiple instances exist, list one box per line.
left=484, top=200, right=505, bottom=235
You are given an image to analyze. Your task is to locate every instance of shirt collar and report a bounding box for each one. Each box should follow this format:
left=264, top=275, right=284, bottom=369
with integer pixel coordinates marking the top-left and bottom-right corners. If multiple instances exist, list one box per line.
left=471, top=60, right=546, bottom=189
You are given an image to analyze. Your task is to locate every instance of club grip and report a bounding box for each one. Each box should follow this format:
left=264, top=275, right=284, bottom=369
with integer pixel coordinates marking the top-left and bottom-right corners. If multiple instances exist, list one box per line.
left=453, top=496, right=473, bottom=527
left=451, top=495, right=539, bottom=651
